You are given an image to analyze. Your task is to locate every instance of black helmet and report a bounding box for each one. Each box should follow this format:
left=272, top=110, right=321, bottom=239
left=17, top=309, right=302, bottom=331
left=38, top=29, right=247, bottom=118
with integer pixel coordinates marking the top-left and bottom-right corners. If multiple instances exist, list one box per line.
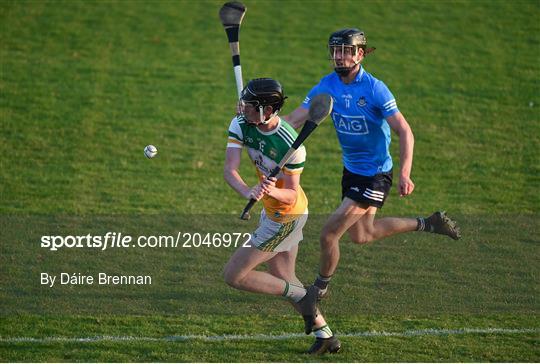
left=328, top=28, right=367, bottom=50
left=240, top=78, right=286, bottom=113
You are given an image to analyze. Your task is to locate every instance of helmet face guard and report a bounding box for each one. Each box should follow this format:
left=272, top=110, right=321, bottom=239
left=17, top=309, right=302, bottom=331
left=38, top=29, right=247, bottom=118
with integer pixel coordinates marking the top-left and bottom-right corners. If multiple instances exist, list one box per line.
left=329, top=44, right=362, bottom=76
left=238, top=99, right=270, bottom=125
left=328, top=28, right=372, bottom=76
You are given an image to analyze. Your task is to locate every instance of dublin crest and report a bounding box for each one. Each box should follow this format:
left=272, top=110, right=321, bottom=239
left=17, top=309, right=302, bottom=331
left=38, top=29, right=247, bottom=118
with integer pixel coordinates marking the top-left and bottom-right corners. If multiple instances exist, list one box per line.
left=357, top=96, right=367, bottom=107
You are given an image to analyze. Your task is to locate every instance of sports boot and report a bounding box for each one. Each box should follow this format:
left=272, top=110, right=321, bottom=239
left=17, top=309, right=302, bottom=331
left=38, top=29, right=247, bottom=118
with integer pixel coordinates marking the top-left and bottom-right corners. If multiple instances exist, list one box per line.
left=307, top=336, right=341, bottom=355
left=427, top=211, right=461, bottom=240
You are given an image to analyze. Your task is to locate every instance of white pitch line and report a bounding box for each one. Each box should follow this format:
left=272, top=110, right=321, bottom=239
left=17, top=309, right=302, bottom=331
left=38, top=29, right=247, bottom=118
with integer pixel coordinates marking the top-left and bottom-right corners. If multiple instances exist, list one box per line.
left=1, top=327, right=539, bottom=343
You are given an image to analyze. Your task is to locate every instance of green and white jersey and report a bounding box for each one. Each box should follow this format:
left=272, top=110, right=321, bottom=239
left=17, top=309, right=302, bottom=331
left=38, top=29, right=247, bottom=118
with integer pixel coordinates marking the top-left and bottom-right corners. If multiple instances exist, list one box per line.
left=227, top=115, right=306, bottom=176
left=227, top=115, right=308, bottom=222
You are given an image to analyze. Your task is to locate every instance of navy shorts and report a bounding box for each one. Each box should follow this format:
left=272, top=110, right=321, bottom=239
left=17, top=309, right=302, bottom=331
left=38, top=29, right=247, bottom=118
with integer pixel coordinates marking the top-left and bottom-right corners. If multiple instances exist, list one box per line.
left=341, top=167, right=393, bottom=208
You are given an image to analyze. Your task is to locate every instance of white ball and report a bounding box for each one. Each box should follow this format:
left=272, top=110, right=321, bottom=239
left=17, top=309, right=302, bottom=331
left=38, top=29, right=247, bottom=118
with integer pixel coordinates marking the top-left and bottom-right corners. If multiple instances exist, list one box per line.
left=144, top=145, right=158, bottom=159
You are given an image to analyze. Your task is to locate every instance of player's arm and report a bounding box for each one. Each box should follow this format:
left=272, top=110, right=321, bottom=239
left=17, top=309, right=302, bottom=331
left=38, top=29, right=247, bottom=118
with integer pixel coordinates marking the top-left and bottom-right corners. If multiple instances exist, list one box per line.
left=224, top=147, right=250, bottom=198
left=261, top=173, right=299, bottom=205
left=387, top=112, right=415, bottom=197
left=283, top=106, right=309, bottom=129
left=224, top=147, right=266, bottom=201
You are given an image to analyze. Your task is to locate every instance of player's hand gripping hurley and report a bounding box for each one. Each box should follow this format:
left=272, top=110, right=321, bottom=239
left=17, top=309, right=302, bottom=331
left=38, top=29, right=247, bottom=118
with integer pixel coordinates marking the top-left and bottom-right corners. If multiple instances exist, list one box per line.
left=219, top=2, right=246, bottom=98
left=240, top=93, right=334, bottom=220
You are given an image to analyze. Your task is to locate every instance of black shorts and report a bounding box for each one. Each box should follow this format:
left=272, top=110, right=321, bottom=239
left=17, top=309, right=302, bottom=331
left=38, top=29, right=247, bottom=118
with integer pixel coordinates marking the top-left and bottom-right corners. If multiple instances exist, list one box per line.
left=341, top=167, right=393, bottom=208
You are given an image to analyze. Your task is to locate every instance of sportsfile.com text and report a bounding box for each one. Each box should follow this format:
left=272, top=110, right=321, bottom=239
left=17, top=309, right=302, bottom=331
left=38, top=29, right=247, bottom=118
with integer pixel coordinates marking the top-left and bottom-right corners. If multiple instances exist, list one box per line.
left=40, top=232, right=251, bottom=251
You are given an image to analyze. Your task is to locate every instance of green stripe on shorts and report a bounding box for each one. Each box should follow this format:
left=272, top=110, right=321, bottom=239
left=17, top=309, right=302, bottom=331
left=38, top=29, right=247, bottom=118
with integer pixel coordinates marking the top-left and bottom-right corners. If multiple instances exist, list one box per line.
left=258, top=219, right=297, bottom=252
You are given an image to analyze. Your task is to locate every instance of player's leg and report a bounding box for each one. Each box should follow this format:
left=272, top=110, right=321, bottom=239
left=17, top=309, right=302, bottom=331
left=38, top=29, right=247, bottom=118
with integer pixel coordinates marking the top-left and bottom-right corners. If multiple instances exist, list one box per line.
left=347, top=207, right=417, bottom=244
left=223, top=246, right=286, bottom=295
left=347, top=211, right=461, bottom=244
left=318, top=197, right=369, bottom=278
left=267, top=248, right=341, bottom=355
left=315, top=169, right=391, bottom=285
left=343, top=169, right=460, bottom=243
left=312, top=169, right=399, bottom=295
left=266, top=245, right=304, bottom=292
left=251, top=211, right=320, bottom=334
left=224, top=211, right=309, bottom=299
left=267, top=247, right=326, bottom=325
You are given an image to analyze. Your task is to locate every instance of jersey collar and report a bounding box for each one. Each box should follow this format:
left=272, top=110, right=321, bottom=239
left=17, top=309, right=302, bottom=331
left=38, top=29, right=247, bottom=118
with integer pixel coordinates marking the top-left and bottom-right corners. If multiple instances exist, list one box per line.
left=256, top=117, right=281, bottom=135
left=353, top=66, right=365, bottom=83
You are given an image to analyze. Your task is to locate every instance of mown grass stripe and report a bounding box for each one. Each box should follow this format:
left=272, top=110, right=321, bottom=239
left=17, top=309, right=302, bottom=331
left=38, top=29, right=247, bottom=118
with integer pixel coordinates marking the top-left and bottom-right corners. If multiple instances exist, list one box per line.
left=1, top=327, right=538, bottom=343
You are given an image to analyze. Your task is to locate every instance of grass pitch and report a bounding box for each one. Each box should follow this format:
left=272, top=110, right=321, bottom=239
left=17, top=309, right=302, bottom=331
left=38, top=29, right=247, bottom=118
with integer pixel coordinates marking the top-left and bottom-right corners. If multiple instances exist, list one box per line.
left=1, top=0, right=539, bottom=361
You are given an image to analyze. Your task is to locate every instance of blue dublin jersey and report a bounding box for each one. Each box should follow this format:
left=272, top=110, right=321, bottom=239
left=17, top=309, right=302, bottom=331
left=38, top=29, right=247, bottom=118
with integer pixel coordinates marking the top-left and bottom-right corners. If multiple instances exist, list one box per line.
left=302, top=67, right=398, bottom=176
